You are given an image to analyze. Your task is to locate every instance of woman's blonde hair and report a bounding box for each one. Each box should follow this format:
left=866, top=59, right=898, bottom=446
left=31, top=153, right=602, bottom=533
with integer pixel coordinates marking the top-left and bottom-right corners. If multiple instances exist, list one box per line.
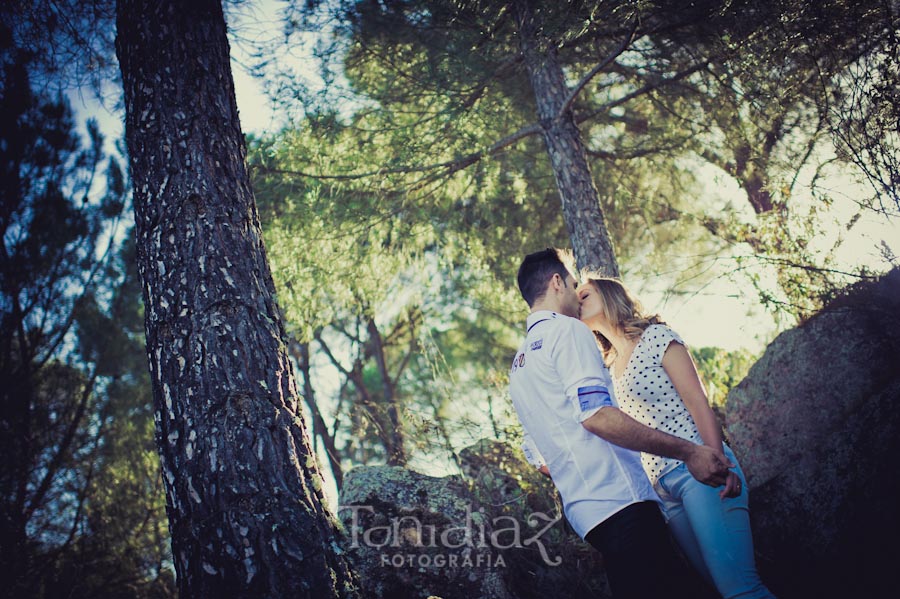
left=583, top=275, right=665, bottom=363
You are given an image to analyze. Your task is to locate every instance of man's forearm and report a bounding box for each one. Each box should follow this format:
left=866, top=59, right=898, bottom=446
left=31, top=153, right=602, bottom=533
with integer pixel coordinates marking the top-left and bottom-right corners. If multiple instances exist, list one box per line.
left=581, top=407, right=731, bottom=487
left=581, top=407, right=694, bottom=459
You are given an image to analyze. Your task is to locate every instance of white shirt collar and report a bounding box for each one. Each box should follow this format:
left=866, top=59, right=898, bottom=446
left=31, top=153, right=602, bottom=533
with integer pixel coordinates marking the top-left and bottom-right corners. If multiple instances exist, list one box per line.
left=526, top=310, right=559, bottom=332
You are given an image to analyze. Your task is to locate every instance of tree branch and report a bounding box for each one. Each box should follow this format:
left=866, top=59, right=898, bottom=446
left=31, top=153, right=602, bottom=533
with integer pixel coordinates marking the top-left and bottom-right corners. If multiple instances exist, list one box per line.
left=558, top=21, right=638, bottom=119
left=24, top=366, right=98, bottom=524
left=257, top=122, right=543, bottom=183
left=581, top=60, right=709, bottom=121
left=314, top=330, right=393, bottom=454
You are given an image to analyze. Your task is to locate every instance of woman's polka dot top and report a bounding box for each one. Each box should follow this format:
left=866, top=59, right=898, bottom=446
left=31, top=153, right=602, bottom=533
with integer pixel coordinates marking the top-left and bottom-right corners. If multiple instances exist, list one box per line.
left=611, top=324, right=702, bottom=485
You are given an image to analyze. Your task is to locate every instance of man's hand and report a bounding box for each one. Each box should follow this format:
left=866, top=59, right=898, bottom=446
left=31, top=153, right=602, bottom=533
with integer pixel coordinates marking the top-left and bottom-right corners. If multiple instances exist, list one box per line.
left=538, top=464, right=551, bottom=478
left=720, top=471, right=742, bottom=499
left=683, top=444, right=735, bottom=487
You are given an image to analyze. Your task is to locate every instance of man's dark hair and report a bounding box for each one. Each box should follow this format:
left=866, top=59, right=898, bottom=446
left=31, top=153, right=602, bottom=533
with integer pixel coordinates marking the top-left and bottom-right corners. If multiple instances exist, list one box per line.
left=517, top=248, right=573, bottom=307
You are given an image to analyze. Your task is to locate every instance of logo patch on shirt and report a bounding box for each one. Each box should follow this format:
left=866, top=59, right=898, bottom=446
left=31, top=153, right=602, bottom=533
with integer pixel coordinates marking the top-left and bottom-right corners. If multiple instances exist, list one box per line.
left=577, top=385, right=612, bottom=411
left=517, top=353, right=525, bottom=367
left=530, top=339, right=543, bottom=351
left=510, top=352, right=526, bottom=373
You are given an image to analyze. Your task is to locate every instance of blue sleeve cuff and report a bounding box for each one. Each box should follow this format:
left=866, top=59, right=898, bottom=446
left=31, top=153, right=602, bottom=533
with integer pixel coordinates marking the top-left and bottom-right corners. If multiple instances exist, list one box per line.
left=577, top=385, right=612, bottom=412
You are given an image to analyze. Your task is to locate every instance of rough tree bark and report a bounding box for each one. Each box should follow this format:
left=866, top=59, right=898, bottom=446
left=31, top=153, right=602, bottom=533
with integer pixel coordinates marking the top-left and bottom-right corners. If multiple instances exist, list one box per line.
left=513, top=0, right=621, bottom=277
left=115, top=0, right=358, bottom=596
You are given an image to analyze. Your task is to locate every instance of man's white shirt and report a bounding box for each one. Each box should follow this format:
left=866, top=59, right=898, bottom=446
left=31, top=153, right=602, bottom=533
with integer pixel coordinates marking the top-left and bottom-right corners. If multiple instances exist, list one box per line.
left=509, top=310, right=660, bottom=538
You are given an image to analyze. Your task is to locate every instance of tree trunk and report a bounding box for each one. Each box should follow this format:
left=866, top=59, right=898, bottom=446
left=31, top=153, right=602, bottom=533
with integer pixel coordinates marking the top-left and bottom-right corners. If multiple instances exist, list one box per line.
left=513, top=0, right=621, bottom=277
left=290, top=339, right=344, bottom=490
left=115, top=1, right=358, bottom=596
left=365, top=317, right=407, bottom=465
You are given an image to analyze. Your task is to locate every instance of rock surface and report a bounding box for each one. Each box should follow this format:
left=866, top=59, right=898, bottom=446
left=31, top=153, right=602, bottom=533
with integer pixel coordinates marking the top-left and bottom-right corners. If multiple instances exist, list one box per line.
left=337, top=465, right=514, bottom=599
left=725, top=268, right=900, bottom=598
left=337, top=442, right=610, bottom=599
left=457, top=439, right=610, bottom=599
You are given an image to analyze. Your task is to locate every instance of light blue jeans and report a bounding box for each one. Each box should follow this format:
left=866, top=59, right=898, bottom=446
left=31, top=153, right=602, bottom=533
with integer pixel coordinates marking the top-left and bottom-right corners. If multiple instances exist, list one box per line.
left=655, top=445, right=776, bottom=598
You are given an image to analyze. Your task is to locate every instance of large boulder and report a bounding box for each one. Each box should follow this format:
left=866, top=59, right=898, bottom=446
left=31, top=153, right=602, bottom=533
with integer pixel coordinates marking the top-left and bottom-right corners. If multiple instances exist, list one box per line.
left=337, top=465, right=514, bottom=599
left=337, top=443, right=611, bottom=599
left=457, top=439, right=610, bottom=599
left=725, top=269, right=900, bottom=598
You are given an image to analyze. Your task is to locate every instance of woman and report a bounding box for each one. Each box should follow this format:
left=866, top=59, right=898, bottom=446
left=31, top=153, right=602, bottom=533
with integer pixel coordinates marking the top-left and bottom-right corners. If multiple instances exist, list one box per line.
left=578, top=276, right=775, bottom=599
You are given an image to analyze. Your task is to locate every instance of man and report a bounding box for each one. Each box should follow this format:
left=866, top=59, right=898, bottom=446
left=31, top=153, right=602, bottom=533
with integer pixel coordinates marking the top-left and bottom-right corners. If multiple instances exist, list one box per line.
left=509, top=248, right=734, bottom=599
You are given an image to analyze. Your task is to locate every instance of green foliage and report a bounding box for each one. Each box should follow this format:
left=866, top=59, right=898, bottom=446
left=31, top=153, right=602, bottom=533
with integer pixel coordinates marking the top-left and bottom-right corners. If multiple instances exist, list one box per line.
left=692, top=346, right=758, bottom=409
left=656, top=0, right=899, bottom=317
left=249, top=115, right=538, bottom=473
left=268, top=3, right=747, bottom=301
left=0, top=25, right=171, bottom=595
left=245, top=0, right=899, bottom=494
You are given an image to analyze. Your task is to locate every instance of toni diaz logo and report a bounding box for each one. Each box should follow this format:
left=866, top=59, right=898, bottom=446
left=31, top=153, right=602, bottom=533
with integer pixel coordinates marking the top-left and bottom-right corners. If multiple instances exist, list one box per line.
left=338, top=505, right=564, bottom=567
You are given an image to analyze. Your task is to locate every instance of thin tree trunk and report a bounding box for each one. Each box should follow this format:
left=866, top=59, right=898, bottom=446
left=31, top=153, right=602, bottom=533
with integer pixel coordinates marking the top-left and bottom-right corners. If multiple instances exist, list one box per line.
left=115, top=0, right=358, bottom=596
left=315, top=333, right=384, bottom=449
left=290, top=339, right=344, bottom=490
left=314, top=329, right=403, bottom=465
left=513, top=0, right=621, bottom=276
left=365, top=317, right=407, bottom=465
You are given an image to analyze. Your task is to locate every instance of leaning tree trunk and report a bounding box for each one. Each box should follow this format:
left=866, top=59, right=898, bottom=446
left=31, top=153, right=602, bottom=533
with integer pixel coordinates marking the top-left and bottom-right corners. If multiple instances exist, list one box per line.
left=115, top=1, right=358, bottom=596
left=513, top=0, right=621, bottom=277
